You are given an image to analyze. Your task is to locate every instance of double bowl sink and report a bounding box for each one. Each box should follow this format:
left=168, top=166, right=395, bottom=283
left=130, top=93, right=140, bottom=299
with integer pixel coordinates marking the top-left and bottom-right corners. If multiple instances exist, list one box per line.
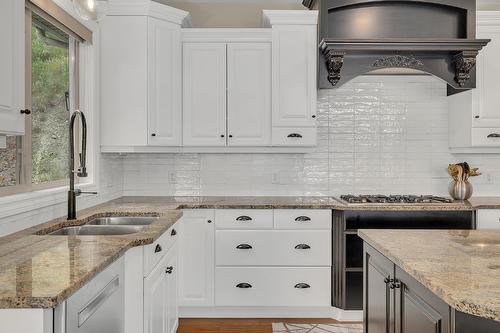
left=48, top=216, right=158, bottom=236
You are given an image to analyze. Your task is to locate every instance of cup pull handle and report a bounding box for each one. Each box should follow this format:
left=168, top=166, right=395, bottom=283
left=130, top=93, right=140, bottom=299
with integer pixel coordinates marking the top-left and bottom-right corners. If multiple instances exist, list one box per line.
left=294, top=244, right=311, bottom=250
left=294, top=216, right=311, bottom=222
left=154, top=244, right=162, bottom=253
left=487, top=133, right=500, bottom=138
left=294, top=283, right=311, bottom=289
left=236, top=244, right=253, bottom=250
left=287, top=133, right=303, bottom=138
left=236, top=216, right=252, bottom=221
left=236, top=283, right=252, bottom=289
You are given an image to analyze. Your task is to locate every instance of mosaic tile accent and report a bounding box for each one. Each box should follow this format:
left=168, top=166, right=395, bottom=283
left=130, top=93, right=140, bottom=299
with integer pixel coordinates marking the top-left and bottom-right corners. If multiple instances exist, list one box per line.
left=272, top=323, right=363, bottom=333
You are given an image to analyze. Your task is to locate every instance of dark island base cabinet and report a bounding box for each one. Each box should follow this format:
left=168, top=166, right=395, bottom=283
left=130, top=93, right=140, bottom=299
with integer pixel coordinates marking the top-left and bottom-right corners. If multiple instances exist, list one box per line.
left=364, top=244, right=500, bottom=333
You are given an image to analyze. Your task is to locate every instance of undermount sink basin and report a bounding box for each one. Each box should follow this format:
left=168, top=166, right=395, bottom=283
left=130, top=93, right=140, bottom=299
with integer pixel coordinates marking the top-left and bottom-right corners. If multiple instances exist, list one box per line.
left=49, top=225, right=146, bottom=236
left=86, top=216, right=158, bottom=226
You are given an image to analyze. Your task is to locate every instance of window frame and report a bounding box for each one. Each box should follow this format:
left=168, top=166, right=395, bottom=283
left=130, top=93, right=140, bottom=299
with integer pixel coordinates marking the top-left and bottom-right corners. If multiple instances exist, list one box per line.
left=0, top=0, right=96, bottom=200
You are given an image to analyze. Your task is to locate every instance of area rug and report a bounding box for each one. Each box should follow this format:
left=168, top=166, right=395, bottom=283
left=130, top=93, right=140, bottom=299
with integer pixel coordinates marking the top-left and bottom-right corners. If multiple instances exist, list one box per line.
left=272, top=323, right=363, bottom=333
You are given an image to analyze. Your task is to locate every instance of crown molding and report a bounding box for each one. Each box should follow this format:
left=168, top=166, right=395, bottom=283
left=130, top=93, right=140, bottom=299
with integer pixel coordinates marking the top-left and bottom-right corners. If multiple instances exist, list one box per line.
left=108, top=0, right=192, bottom=26
left=262, top=10, right=318, bottom=27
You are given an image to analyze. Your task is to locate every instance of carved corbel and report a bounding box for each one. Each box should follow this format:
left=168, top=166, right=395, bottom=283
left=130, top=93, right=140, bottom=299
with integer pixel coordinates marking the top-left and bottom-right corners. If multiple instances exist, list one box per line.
left=453, top=51, right=478, bottom=87
left=324, top=50, right=345, bottom=87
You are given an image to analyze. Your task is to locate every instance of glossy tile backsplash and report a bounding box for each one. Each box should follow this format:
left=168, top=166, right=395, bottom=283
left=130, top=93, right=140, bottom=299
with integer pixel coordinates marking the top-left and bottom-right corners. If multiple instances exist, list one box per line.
left=123, top=75, right=500, bottom=197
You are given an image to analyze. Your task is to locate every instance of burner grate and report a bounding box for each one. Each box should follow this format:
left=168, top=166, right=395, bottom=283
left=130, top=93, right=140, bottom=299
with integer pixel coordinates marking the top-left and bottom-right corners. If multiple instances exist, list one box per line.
left=340, top=195, right=453, bottom=204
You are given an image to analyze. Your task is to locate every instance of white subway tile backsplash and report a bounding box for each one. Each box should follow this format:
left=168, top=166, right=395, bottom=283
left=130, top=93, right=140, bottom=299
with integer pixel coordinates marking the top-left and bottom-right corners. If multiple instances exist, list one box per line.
left=121, top=75, right=500, bottom=197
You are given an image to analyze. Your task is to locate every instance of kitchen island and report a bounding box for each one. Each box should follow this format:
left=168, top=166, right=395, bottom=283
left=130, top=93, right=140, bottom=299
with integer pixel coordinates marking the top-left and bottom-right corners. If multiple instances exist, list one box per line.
left=359, top=229, right=500, bottom=333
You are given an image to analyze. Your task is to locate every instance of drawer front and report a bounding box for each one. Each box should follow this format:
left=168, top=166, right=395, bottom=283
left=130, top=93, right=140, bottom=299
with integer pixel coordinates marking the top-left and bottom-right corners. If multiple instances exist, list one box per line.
left=272, top=127, right=317, bottom=146
left=143, top=224, right=179, bottom=276
left=215, top=267, right=331, bottom=306
left=477, top=209, right=500, bottom=229
left=472, top=128, right=500, bottom=147
left=274, top=209, right=331, bottom=229
left=216, top=230, right=331, bottom=266
left=215, top=209, right=273, bottom=229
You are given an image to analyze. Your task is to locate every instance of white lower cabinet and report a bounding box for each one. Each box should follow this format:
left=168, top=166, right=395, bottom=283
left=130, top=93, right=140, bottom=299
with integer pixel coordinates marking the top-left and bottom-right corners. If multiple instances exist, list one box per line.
left=178, top=210, right=215, bottom=306
left=215, top=230, right=331, bottom=266
left=125, top=224, right=179, bottom=333
left=179, top=208, right=332, bottom=314
left=144, top=254, right=168, bottom=333
left=477, top=209, right=500, bottom=229
left=215, top=267, right=331, bottom=307
left=144, top=244, right=178, bottom=333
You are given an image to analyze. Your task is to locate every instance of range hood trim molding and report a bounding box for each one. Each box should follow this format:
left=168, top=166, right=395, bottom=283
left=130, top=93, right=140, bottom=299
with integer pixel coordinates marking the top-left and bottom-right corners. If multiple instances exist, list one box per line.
left=320, top=38, right=490, bottom=91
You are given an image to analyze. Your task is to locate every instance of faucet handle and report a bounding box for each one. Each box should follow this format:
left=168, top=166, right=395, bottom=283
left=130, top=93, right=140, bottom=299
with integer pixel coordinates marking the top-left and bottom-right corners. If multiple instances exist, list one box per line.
left=74, top=189, right=98, bottom=197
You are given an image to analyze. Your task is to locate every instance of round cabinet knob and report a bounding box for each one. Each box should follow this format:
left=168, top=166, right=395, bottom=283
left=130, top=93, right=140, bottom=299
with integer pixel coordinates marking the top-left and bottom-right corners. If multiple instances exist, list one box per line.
left=20, top=109, right=31, bottom=115
left=207, top=220, right=212, bottom=224
left=220, top=135, right=225, bottom=138
left=474, top=115, right=480, bottom=119
left=151, top=133, right=156, bottom=137
left=229, top=135, right=233, bottom=138
left=312, top=115, right=316, bottom=119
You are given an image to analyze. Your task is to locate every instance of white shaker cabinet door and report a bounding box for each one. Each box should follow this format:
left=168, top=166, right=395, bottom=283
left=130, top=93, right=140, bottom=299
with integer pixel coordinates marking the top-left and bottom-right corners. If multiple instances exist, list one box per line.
left=148, top=18, right=183, bottom=146
left=227, top=43, right=272, bottom=146
left=271, top=25, right=317, bottom=127
left=0, top=0, right=25, bottom=135
left=165, top=245, right=179, bottom=333
left=144, top=254, right=168, bottom=333
left=178, top=210, right=215, bottom=306
left=100, top=16, right=148, bottom=147
left=183, top=43, right=227, bottom=146
left=473, top=21, right=500, bottom=128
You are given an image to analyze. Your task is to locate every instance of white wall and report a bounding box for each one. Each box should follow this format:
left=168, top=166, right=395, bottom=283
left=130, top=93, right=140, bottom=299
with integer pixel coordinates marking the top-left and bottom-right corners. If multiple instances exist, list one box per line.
left=122, top=75, right=500, bottom=197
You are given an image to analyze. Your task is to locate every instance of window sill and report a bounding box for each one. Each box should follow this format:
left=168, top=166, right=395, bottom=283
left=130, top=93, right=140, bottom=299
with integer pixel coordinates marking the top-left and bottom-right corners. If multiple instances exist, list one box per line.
left=0, top=182, right=97, bottom=220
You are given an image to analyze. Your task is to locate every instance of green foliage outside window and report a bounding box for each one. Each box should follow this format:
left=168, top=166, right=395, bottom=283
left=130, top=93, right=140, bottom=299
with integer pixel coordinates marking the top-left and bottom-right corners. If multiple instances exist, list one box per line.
left=31, top=25, right=70, bottom=184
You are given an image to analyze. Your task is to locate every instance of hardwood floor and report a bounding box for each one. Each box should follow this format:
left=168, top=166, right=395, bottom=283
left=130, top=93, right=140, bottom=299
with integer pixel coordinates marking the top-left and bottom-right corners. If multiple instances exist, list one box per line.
left=177, top=318, right=342, bottom=333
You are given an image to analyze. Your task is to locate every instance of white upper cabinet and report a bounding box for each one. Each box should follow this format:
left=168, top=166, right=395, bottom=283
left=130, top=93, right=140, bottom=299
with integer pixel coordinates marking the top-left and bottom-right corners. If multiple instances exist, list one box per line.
left=100, top=2, right=190, bottom=150
left=183, top=41, right=272, bottom=147
left=183, top=43, right=227, bottom=146
left=449, top=12, right=500, bottom=150
left=263, top=11, right=319, bottom=128
left=101, top=16, right=149, bottom=147
left=148, top=18, right=183, bottom=146
left=101, top=9, right=318, bottom=152
left=227, top=43, right=272, bottom=146
left=473, top=14, right=500, bottom=128
left=0, top=0, right=25, bottom=135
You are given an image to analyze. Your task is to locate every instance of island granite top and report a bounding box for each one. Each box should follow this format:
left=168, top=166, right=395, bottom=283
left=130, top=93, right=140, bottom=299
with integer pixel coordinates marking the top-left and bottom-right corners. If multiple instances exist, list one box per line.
left=359, top=229, right=500, bottom=322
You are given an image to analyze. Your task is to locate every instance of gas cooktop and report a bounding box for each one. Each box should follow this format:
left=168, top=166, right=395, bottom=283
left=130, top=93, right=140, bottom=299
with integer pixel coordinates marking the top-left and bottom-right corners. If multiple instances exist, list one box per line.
left=340, top=195, right=454, bottom=204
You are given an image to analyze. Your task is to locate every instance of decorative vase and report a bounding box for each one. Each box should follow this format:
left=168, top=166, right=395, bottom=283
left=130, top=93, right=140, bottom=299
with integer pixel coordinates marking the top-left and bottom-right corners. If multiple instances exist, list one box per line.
left=448, top=180, right=473, bottom=201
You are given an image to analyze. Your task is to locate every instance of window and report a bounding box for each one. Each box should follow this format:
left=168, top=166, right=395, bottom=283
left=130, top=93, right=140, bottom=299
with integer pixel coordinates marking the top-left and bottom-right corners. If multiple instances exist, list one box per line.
left=0, top=1, right=91, bottom=196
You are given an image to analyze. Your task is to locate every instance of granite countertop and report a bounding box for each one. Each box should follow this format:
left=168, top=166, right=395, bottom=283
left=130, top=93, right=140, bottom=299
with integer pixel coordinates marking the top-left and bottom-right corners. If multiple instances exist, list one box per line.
left=110, top=195, right=476, bottom=211
left=1, top=195, right=499, bottom=310
left=0, top=202, right=182, bottom=309
left=359, top=229, right=500, bottom=322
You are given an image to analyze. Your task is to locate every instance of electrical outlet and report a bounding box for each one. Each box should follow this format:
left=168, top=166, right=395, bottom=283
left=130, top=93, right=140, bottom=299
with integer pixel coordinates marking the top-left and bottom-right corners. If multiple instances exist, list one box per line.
left=272, top=172, right=280, bottom=184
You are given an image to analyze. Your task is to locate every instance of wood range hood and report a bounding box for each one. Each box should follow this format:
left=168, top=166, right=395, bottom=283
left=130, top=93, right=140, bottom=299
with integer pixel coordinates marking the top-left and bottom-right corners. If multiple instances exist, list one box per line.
left=303, top=0, right=490, bottom=95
